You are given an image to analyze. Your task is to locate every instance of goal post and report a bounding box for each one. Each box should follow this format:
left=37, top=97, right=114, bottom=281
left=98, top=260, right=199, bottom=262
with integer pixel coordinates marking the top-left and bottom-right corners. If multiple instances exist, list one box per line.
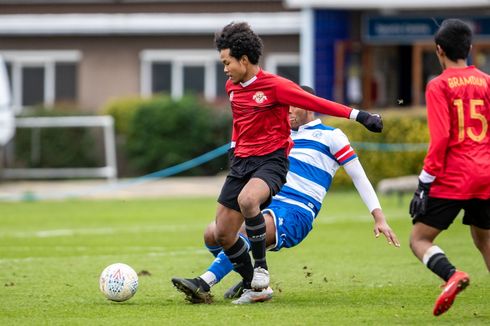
left=2, top=116, right=117, bottom=180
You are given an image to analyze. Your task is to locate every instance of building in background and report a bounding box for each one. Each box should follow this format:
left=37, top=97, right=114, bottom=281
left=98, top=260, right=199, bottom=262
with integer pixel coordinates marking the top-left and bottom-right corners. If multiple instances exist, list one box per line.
left=0, top=0, right=489, bottom=113
left=286, top=0, right=490, bottom=108
left=0, top=0, right=301, bottom=113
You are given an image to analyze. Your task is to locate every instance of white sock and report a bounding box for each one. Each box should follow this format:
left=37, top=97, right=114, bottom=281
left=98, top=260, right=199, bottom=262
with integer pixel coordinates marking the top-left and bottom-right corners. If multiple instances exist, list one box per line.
left=422, top=245, right=444, bottom=266
left=200, top=271, right=217, bottom=287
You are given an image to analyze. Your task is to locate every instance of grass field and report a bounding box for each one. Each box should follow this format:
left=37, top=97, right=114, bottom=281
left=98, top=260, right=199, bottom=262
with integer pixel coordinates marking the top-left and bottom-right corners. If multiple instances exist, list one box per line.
left=0, top=192, right=488, bottom=325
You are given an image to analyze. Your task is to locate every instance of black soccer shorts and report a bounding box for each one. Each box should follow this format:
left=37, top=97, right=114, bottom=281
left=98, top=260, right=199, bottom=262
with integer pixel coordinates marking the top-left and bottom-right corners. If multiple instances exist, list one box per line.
left=413, top=197, right=490, bottom=230
left=217, top=148, right=289, bottom=213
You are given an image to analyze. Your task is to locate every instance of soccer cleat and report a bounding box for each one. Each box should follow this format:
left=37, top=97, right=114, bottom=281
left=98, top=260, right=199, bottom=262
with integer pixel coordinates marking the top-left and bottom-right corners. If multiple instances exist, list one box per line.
left=224, top=280, right=245, bottom=299
left=251, top=267, right=269, bottom=290
left=231, top=287, right=273, bottom=304
left=171, top=277, right=213, bottom=304
left=433, top=270, right=470, bottom=316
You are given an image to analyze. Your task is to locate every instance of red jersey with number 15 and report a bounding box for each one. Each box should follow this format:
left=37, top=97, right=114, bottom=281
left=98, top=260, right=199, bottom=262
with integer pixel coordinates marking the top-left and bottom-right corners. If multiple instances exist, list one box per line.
left=227, top=69, right=352, bottom=158
left=424, top=66, right=490, bottom=199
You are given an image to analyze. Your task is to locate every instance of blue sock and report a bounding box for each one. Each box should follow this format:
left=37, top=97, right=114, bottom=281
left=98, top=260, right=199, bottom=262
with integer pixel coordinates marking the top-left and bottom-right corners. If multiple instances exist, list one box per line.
left=207, top=251, right=234, bottom=283
left=206, top=234, right=250, bottom=284
left=206, top=244, right=222, bottom=258
left=205, top=234, right=251, bottom=285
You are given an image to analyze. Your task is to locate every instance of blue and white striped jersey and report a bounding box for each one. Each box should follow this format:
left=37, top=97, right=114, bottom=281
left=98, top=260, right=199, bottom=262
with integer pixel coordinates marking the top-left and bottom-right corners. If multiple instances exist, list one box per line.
left=271, top=119, right=357, bottom=218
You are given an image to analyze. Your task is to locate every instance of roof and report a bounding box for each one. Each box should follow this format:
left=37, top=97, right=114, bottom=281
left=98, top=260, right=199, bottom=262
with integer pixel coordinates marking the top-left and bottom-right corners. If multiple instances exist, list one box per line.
left=285, top=0, right=490, bottom=10
left=0, top=12, right=301, bottom=36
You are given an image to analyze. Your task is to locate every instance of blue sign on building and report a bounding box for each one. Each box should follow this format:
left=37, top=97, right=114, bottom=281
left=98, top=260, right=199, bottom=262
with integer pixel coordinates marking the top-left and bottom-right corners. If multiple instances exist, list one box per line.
left=363, top=16, right=490, bottom=44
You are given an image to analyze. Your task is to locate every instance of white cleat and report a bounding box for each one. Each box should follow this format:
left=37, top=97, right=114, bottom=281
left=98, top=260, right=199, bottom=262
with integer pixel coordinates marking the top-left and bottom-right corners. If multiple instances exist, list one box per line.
left=251, top=267, right=270, bottom=290
left=231, top=287, right=273, bottom=304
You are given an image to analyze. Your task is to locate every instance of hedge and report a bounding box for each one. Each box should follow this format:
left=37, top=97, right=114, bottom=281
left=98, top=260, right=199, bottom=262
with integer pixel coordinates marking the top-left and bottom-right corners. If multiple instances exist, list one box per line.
left=123, top=95, right=232, bottom=176
left=322, top=109, right=429, bottom=189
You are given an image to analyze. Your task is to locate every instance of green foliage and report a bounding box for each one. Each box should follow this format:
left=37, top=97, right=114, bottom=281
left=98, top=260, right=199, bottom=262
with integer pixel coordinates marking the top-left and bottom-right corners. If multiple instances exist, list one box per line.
left=13, top=107, right=99, bottom=169
left=102, top=96, right=147, bottom=135
left=125, top=95, right=231, bottom=175
left=324, top=109, right=429, bottom=188
left=0, top=194, right=488, bottom=325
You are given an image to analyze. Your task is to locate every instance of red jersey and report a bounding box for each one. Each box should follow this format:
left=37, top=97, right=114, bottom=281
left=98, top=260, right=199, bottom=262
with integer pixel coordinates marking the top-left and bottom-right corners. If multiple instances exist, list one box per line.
left=424, top=66, right=490, bottom=199
left=227, top=70, right=352, bottom=157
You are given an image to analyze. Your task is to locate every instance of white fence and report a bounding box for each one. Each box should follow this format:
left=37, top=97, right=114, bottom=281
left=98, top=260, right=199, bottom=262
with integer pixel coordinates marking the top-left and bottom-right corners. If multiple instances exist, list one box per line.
left=1, top=116, right=117, bottom=180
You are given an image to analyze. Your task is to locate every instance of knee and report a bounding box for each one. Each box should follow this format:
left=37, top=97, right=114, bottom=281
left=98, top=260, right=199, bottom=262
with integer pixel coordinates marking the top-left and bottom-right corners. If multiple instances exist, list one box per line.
left=237, top=191, right=259, bottom=213
left=203, top=222, right=217, bottom=246
left=214, top=227, right=235, bottom=248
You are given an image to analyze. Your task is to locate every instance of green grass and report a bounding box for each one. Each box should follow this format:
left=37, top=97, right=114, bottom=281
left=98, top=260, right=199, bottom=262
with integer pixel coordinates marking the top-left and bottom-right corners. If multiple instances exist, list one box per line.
left=0, top=193, right=488, bottom=325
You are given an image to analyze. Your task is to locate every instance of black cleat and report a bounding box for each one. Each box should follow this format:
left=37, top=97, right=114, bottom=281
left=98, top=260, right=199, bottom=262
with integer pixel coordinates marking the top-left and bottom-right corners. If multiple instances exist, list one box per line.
left=224, top=280, right=245, bottom=299
left=171, top=277, right=213, bottom=304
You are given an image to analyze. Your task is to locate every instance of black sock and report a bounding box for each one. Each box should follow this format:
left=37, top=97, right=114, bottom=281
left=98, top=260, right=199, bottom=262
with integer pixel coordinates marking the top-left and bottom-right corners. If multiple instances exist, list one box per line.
left=224, top=237, right=253, bottom=289
left=427, top=253, right=456, bottom=282
left=245, top=212, right=268, bottom=270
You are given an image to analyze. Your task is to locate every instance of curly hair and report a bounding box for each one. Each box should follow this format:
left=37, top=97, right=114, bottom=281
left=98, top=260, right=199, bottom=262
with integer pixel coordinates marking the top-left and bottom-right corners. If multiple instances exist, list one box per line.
left=435, top=19, right=472, bottom=62
left=214, top=22, right=263, bottom=64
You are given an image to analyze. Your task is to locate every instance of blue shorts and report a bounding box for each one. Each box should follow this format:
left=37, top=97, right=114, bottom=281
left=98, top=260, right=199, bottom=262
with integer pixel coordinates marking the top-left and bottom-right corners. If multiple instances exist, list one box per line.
left=263, top=201, right=315, bottom=251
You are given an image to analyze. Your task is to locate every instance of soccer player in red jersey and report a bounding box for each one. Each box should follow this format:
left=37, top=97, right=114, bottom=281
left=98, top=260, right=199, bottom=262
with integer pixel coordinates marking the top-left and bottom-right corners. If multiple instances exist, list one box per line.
left=175, top=22, right=383, bottom=302
left=409, top=19, right=490, bottom=316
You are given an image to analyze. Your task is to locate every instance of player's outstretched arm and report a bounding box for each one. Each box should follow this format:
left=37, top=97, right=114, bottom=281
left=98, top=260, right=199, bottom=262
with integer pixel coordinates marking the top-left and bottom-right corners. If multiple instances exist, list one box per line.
left=277, top=82, right=383, bottom=132
left=343, top=158, right=400, bottom=247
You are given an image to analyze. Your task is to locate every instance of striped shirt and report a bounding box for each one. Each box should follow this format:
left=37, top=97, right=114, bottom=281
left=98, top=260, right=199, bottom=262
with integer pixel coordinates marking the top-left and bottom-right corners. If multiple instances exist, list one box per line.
left=271, top=119, right=357, bottom=218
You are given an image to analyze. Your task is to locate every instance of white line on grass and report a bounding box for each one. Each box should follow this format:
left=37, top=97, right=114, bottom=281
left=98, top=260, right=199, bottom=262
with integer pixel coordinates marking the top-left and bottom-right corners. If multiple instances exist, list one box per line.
left=0, top=248, right=208, bottom=264
left=0, top=224, right=204, bottom=238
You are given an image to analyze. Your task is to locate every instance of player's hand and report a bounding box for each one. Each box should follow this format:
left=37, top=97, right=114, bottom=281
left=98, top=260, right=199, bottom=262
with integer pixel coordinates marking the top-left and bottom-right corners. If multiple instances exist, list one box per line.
left=356, top=110, right=383, bottom=133
left=409, top=180, right=431, bottom=218
left=372, top=209, right=400, bottom=247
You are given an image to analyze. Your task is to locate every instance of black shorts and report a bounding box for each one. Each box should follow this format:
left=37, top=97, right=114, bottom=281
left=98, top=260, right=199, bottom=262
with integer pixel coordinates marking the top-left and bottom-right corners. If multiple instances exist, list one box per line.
left=217, top=148, right=289, bottom=213
left=413, top=197, right=490, bottom=230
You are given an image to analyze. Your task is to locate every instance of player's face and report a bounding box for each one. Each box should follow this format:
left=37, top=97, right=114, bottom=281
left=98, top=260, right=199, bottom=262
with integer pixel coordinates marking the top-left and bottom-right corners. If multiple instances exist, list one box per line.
left=220, top=49, right=247, bottom=84
left=289, top=106, right=309, bottom=131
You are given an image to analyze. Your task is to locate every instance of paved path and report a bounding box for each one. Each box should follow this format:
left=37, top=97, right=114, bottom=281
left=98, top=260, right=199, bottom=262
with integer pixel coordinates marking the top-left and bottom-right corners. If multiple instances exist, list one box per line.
left=0, top=175, right=226, bottom=201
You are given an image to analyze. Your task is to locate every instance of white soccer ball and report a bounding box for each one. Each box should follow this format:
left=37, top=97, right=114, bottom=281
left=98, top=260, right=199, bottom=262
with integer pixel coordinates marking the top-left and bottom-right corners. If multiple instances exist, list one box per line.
left=99, top=263, right=138, bottom=302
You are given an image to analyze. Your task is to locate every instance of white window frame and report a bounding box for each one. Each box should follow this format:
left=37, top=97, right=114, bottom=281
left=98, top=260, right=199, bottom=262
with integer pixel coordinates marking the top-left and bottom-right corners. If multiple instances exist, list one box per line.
left=140, top=49, right=219, bottom=101
left=265, top=53, right=300, bottom=78
left=0, top=50, right=81, bottom=114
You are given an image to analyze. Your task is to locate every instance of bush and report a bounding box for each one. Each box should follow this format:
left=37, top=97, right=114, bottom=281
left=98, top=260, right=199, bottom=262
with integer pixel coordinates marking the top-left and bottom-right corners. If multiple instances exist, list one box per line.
left=102, top=96, right=147, bottom=135
left=322, top=109, right=429, bottom=189
left=125, top=95, right=232, bottom=176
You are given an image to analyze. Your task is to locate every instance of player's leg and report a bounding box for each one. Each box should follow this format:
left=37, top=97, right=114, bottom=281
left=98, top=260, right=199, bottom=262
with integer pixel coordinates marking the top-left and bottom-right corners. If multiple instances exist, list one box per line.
left=409, top=198, right=468, bottom=316
left=470, top=225, right=490, bottom=271
left=465, top=198, right=490, bottom=271
left=238, top=177, right=271, bottom=289
left=239, top=148, right=288, bottom=292
left=224, top=211, right=277, bottom=299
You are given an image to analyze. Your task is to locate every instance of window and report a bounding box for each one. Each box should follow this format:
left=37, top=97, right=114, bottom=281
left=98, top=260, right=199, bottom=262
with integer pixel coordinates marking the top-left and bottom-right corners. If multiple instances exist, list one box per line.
left=141, top=50, right=300, bottom=101
left=151, top=62, right=172, bottom=94
left=55, top=62, right=77, bottom=103
left=0, top=50, right=81, bottom=113
left=22, top=66, right=44, bottom=107
left=183, top=66, right=205, bottom=95
left=265, top=53, right=300, bottom=84
left=141, top=50, right=222, bottom=101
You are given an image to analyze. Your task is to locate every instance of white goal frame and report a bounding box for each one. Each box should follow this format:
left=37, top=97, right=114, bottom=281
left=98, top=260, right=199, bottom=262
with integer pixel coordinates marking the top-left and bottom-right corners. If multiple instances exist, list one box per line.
left=2, top=116, right=117, bottom=180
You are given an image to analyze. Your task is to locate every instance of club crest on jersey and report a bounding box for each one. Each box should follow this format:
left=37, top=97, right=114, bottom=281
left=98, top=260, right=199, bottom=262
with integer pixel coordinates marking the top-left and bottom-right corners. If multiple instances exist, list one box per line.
left=313, top=131, right=322, bottom=139
left=229, top=91, right=234, bottom=101
left=253, top=91, right=268, bottom=104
